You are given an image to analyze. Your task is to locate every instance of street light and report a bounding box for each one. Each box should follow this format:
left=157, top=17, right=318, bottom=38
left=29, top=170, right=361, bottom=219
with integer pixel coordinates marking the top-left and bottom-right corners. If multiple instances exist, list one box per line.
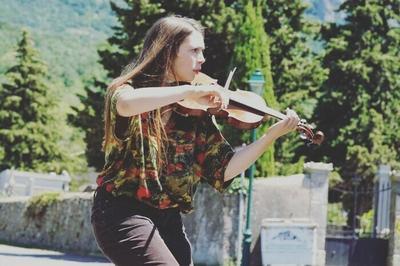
left=241, top=69, right=265, bottom=266
left=352, top=175, right=362, bottom=239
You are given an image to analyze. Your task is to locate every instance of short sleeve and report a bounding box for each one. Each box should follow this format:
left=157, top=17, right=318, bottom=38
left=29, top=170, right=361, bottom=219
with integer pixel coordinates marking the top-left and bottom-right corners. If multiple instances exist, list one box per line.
left=194, top=116, right=235, bottom=193
left=110, top=85, right=133, bottom=142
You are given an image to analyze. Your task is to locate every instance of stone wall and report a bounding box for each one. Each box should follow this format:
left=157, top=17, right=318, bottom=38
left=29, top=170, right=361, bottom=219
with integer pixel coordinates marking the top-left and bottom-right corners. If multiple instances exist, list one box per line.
left=184, top=184, right=242, bottom=265
left=249, top=162, right=332, bottom=266
left=0, top=193, right=97, bottom=255
left=0, top=162, right=332, bottom=265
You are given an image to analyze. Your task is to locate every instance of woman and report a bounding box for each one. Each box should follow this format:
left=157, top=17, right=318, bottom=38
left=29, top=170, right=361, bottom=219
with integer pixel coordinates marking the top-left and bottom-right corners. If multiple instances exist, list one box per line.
left=91, top=15, right=299, bottom=266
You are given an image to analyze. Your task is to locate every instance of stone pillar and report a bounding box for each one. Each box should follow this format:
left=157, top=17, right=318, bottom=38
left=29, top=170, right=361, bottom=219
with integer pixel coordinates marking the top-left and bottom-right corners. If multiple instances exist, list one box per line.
left=303, top=162, right=333, bottom=266
left=376, top=164, right=392, bottom=235
left=388, top=171, right=400, bottom=266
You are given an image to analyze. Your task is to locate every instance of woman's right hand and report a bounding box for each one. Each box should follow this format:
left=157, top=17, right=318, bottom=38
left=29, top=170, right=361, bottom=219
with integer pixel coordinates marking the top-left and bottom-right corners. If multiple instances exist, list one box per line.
left=184, top=84, right=229, bottom=109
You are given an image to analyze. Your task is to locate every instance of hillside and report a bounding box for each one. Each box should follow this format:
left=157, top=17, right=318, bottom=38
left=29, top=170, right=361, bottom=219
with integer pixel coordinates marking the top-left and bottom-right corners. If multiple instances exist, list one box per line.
left=0, top=0, right=122, bottom=104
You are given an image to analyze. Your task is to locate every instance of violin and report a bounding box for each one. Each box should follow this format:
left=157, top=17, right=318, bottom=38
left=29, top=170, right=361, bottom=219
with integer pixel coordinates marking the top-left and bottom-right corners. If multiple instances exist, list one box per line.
left=175, top=72, right=324, bottom=145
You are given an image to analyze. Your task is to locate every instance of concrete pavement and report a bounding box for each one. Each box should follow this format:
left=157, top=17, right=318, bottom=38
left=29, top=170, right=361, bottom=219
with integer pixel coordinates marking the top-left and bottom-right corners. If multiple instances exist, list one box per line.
left=0, top=244, right=113, bottom=266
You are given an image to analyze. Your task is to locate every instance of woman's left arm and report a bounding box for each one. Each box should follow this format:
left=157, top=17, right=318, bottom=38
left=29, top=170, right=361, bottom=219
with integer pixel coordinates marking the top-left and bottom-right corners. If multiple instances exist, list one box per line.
left=224, top=112, right=299, bottom=181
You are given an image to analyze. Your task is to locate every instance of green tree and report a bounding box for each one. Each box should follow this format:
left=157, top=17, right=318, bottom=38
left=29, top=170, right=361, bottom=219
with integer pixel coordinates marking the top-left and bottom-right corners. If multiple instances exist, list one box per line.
left=69, top=78, right=106, bottom=171
left=261, top=0, right=328, bottom=175
left=312, top=1, right=400, bottom=214
left=229, top=0, right=277, bottom=176
left=0, top=30, right=81, bottom=173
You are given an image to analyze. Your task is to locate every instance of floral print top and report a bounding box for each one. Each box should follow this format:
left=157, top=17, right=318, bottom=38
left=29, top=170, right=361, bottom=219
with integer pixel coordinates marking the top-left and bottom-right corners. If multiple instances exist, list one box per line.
left=96, top=86, right=235, bottom=213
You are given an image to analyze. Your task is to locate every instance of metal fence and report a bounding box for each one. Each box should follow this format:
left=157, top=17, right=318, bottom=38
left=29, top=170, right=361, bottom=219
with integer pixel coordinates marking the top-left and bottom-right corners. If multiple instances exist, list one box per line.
left=0, top=169, right=70, bottom=196
left=326, top=165, right=392, bottom=265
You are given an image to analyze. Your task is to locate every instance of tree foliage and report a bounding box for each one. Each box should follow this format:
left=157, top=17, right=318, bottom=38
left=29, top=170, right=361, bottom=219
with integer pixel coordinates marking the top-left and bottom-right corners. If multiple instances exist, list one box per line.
left=312, top=0, right=400, bottom=212
left=261, top=0, right=328, bottom=175
left=228, top=0, right=277, bottom=176
left=69, top=79, right=107, bottom=171
left=0, top=30, right=85, bottom=173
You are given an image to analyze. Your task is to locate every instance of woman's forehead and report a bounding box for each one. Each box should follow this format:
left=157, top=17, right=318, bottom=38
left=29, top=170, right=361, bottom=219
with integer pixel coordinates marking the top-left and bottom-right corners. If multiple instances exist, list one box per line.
left=181, top=31, right=205, bottom=49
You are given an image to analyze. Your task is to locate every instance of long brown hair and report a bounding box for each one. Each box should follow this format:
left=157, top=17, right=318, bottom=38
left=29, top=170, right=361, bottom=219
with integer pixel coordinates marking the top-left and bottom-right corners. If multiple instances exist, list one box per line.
left=103, top=16, right=204, bottom=162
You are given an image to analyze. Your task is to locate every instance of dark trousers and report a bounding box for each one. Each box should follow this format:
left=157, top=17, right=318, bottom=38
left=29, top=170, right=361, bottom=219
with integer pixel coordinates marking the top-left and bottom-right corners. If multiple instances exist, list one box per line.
left=91, top=188, right=192, bottom=266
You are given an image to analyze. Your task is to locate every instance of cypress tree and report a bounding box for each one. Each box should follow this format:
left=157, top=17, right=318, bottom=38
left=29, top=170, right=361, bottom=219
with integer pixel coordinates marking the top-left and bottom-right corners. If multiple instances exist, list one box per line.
left=0, top=30, right=71, bottom=172
left=230, top=0, right=277, bottom=176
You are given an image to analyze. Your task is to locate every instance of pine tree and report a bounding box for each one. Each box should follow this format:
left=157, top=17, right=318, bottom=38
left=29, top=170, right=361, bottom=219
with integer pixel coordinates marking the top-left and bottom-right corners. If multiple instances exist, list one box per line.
left=313, top=1, right=400, bottom=214
left=0, top=30, right=71, bottom=172
left=261, top=0, right=328, bottom=175
left=230, top=0, right=277, bottom=176
left=69, top=79, right=106, bottom=171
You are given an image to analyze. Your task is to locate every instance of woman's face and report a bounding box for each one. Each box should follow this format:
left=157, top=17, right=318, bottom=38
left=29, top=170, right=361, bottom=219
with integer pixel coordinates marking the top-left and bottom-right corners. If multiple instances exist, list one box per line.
left=171, top=30, right=205, bottom=82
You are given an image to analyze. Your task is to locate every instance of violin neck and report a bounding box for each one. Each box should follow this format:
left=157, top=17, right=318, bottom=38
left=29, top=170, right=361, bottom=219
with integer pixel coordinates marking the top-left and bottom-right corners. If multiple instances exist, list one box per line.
left=229, top=99, right=287, bottom=121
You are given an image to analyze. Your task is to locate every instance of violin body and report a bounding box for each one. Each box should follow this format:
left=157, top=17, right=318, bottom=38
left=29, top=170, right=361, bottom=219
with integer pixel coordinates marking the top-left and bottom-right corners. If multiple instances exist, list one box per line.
left=175, top=89, right=268, bottom=130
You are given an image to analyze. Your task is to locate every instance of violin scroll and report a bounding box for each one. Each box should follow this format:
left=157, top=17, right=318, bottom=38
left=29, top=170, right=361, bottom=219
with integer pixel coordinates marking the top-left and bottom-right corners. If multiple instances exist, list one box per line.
left=297, top=119, right=324, bottom=145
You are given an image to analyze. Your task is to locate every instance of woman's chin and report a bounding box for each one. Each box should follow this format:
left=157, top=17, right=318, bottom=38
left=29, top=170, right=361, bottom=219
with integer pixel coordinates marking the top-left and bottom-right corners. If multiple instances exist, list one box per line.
left=182, top=75, right=195, bottom=83
left=189, top=73, right=197, bottom=81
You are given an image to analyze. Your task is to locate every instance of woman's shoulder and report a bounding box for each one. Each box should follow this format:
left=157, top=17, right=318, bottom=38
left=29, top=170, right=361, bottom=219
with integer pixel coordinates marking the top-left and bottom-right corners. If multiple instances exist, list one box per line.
left=117, top=82, right=134, bottom=91
left=112, top=83, right=135, bottom=101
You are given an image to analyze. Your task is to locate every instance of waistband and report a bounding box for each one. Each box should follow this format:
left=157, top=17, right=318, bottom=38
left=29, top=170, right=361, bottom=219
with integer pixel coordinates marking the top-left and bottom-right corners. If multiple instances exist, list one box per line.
left=93, top=186, right=179, bottom=215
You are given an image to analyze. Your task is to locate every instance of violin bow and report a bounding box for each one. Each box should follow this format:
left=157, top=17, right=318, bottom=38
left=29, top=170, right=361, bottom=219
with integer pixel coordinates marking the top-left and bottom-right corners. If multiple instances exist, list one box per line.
left=224, top=67, right=237, bottom=91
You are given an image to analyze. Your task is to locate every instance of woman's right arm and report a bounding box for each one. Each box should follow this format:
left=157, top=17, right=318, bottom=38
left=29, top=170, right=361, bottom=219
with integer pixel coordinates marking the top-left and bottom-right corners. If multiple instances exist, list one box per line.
left=116, top=84, right=227, bottom=117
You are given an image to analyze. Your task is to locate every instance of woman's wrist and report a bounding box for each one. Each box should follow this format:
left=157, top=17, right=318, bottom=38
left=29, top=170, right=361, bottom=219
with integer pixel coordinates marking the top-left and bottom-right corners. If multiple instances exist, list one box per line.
left=180, top=84, right=195, bottom=99
left=264, top=125, right=284, bottom=142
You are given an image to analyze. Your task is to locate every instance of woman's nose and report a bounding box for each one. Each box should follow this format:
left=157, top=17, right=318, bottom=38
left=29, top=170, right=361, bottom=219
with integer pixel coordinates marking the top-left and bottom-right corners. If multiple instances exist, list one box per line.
left=198, top=52, right=205, bottom=64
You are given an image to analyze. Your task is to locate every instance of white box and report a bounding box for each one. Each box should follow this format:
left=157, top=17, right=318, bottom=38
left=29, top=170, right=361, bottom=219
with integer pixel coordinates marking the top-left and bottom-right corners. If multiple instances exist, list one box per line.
left=261, top=218, right=317, bottom=266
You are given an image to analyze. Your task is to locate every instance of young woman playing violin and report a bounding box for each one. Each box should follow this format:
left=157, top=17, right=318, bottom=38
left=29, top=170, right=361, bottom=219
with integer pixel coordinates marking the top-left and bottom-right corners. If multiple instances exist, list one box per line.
left=91, top=15, right=299, bottom=266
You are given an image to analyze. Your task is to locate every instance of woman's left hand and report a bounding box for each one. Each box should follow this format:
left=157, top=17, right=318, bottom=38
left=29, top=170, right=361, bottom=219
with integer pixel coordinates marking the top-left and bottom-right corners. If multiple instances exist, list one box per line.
left=266, top=108, right=300, bottom=140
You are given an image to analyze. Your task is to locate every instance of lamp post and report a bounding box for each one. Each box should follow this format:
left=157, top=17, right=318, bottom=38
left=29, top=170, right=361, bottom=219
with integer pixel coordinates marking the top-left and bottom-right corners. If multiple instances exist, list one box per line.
left=352, top=175, right=361, bottom=239
left=241, top=69, right=265, bottom=266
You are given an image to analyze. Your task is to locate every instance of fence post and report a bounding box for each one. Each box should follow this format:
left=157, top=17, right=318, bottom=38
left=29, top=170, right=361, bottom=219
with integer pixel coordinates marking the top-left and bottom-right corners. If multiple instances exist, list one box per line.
left=5, top=169, right=15, bottom=196
left=388, top=170, right=400, bottom=266
left=374, top=164, right=391, bottom=237
left=27, top=176, right=34, bottom=196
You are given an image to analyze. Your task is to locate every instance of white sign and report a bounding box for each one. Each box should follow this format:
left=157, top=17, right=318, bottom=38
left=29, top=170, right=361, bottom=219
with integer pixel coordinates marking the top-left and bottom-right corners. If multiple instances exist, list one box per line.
left=261, top=219, right=317, bottom=265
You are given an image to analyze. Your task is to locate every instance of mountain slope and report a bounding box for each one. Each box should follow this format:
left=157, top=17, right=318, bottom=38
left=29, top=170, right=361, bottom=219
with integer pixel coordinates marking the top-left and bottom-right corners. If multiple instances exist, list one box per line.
left=0, top=0, right=120, bottom=104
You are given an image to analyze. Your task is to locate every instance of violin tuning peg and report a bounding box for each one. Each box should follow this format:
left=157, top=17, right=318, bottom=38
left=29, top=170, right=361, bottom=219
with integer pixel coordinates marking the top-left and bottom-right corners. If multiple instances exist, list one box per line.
left=300, top=119, right=308, bottom=125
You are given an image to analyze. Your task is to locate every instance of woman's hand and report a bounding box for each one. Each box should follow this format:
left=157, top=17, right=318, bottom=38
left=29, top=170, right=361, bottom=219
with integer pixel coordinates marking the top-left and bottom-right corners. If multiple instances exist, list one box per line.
left=185, top=84, right=229, bottom=109
left=267, top=109, right=300, bottom=140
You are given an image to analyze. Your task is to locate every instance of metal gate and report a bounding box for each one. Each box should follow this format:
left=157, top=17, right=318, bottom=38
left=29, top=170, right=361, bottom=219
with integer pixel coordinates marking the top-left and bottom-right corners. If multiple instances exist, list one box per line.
left=325, top=166, right=391, bottom=266
left=326, top=237, right=388, bottom=266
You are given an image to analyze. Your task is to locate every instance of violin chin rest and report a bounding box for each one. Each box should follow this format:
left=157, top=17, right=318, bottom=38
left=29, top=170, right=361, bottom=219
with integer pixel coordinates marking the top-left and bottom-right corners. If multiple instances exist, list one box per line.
left=191, top=72, right=218, bottom=85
